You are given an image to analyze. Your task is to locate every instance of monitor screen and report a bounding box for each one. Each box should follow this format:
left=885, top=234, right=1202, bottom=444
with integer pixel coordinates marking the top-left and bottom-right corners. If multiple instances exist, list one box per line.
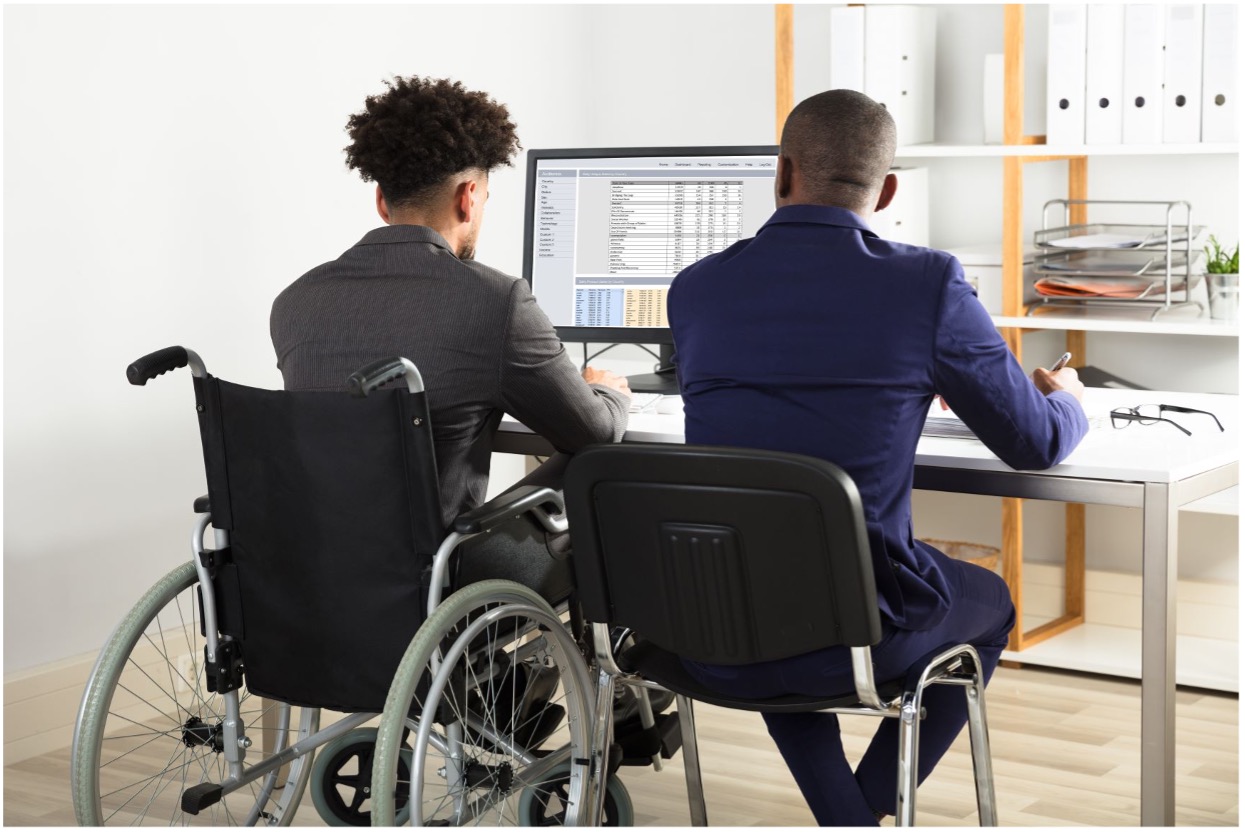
left=522, top=146, right=779, bottom=346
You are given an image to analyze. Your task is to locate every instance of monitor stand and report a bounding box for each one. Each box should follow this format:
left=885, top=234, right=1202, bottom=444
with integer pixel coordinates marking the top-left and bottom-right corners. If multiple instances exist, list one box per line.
left=626, top=345, right=680, bottom=395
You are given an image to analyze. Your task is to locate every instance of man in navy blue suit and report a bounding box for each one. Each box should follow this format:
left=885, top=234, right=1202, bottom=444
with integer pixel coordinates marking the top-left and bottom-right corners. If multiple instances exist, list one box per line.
left=668, top=89, right=1089, bottom=825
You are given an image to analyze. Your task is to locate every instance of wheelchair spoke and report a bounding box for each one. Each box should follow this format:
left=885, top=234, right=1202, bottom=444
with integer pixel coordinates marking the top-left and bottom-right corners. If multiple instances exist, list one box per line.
left=371, top=581, right=593, bottom=827
left=174, top=593, right=221, bottom=719
left=99, top=723, right=183, bottom=770
left=77, top=563, right=317, bottom=826
left=98, top=727, right=182, bottom=744
left=136, top=630, right=213, bottom=720
left=102, top=741, right=186, bottom=823
left=153, top=617, right=185, bottom=724
left=163, top=752, right=192, bottom=825
left=99, top=744, right=185, bottom=807
left=114, top=667, right=184, bottom=729
left=448, top=618, right=557, bottom=824
left=141, top=747, right=195, bottom=824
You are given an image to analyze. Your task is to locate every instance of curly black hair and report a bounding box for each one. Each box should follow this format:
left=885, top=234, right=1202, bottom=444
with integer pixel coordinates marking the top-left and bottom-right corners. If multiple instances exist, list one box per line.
left=344, top=76, right=521, bottom=208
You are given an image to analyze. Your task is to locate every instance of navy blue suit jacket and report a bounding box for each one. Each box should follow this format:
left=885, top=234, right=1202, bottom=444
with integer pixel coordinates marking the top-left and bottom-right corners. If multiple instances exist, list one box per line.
left=668, top=204, right=1088, bottom=631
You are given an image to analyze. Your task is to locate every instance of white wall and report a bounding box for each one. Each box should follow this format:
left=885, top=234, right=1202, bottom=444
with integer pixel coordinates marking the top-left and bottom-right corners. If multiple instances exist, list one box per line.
left=2, top=2, right=780, bottom=673
left=3, top=3, right=594, bottom=672
left=581, top=5, right=775, bottom=147
left=4, top=3, right=1239, bottom=673
left=562, top=3, right=778, bottom=378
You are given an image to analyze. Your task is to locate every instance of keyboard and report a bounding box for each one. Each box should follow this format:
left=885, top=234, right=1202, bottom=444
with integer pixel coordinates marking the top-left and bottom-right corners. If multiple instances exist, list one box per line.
left=628, top=393, right=663, bottom=413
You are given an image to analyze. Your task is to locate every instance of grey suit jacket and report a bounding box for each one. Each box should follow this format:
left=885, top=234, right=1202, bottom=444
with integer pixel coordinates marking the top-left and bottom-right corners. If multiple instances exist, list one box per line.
left=271, top=224, right=629, bottom=527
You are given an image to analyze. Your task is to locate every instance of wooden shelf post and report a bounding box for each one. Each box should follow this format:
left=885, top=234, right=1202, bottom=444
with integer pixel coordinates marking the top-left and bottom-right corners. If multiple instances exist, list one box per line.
left=775, top=4, right=794, bottom=143
left=1001, top=4, right=1088, bottom=652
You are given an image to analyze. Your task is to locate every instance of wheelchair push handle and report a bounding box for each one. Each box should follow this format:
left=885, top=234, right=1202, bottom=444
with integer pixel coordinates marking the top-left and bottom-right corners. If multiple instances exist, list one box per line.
left=126, top=346, right=207, bottom=385
left=347, top=357, right=425, bottom=397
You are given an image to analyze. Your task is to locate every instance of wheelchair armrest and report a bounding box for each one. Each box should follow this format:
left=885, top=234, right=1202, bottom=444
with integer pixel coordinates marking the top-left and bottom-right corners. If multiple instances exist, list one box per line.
left=452, top=486, right=565, bottom=535
left=193, top=494, right=211, bottom=514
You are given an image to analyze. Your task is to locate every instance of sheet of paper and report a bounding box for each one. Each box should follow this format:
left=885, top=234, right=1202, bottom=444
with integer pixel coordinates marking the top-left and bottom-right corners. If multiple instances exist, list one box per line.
left=1044, top=230, right=1194, bottom=250
left=1046, top=233, right=1150, bottom=249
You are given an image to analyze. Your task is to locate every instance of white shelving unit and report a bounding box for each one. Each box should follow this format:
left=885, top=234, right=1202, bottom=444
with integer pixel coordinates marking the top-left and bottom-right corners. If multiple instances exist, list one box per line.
left=897, top=7, right=1239, bottom=685
left=992, top=310, right=1240, bottom=337
left=895, top=142, right=1238, bottom=158
left=1001, top=625, right=1238, bottom=692
left=994, top=562, right=1239, bottom=693
left=1183, top=485, right=1240, bottom=516
left=787, top=4, right=1238, bottom=689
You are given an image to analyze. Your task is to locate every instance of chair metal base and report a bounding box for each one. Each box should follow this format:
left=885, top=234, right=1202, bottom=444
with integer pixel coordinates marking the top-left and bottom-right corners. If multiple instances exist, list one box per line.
left=602, top=640, right=998, bottom=827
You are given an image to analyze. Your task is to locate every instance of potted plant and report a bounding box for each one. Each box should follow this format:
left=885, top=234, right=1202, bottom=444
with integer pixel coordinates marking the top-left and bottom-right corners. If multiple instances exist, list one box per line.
left=1203, top=235, right=1239, bottom=320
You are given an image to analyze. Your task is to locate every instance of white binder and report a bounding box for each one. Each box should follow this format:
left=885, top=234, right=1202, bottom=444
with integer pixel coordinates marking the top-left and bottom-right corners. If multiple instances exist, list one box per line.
left=829, top=5, right=865, bottom=92
left=872, top=167, right=929, bottom=247
left=1162, top=3, right=1204, bottom=143
left=1084, top=4, right=1125, bottom=144
left=1201, top=4, right=1238, bottom=143
left=1121, top=4, right=1165, bottom=144
left=1046, top=4, right=1087, bottom=146
left=863, top=5, right=936, bottom=147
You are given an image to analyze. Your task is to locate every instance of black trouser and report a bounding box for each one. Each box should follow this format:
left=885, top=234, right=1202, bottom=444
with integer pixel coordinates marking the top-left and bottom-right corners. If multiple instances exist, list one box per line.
left=452, top=453, right=575, bottom=605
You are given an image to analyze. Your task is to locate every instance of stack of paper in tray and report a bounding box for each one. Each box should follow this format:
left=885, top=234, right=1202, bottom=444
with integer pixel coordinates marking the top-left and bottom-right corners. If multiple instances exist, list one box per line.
left=1033, top=276, right=1175, bottom=299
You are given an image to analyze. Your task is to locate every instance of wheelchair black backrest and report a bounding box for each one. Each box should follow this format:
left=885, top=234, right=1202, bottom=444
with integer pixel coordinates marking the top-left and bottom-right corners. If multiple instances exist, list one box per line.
left=193, top=374, right=444, bottom=712
left=565, top=443, right=883, bottom=665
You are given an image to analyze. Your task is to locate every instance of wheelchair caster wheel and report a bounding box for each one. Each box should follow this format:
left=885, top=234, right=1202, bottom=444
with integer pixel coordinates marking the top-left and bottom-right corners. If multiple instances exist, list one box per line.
left=516, top=763, right=633, bottom=826
left=311, top=728, right=411, bottom=826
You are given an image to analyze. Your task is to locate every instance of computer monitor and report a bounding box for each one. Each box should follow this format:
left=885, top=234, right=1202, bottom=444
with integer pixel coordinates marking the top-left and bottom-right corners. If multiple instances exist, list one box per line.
left=522, top=146, right=779, bottom=393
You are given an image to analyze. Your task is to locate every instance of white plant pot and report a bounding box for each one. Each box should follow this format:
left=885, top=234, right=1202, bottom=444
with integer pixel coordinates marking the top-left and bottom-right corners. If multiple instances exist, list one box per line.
left=1206, top=272, right=1239, bottom=320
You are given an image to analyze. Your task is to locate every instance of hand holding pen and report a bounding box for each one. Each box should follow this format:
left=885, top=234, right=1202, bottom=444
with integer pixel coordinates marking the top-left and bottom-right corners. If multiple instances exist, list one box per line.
left=1032, top=351, right=1084, bottom=401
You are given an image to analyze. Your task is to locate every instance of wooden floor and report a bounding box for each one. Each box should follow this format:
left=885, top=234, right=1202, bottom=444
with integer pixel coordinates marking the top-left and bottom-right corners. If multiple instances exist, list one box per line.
left=7, top=665, right=1237, bottom=826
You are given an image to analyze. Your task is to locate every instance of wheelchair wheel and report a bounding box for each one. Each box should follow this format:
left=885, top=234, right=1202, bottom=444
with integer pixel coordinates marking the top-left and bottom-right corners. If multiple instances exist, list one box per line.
left=310, top=727, right=412, bottom=826
left=71, top=561, right=317, bottom=825
left=516, top=763, right=634, bottom=826
left=371, top=579, right=595, bottom=826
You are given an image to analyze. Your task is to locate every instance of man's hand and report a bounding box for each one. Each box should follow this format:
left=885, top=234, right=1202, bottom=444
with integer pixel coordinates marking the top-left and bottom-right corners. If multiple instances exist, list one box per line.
left=583, top=366, right=631, bottom=396
left=1032, top=367, right=1085, bottom=402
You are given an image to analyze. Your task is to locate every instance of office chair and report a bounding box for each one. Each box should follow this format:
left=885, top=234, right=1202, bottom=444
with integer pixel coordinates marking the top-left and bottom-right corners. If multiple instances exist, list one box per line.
left=564, top=443, right=998, bottom=827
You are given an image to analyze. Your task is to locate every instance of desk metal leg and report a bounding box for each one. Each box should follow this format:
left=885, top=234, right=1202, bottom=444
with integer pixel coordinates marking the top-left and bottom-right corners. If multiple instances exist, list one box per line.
left=1140, top=482, right=1177, bottom=826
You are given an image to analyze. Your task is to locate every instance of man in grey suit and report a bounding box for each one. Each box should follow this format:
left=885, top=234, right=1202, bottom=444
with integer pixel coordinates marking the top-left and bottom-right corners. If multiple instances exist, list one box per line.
left=271, top=75, right=630, bottom=602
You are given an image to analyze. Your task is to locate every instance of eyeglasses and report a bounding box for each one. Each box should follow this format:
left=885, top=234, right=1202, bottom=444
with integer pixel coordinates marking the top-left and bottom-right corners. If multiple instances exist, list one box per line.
left=1109, top=404, right=1224, bottom=437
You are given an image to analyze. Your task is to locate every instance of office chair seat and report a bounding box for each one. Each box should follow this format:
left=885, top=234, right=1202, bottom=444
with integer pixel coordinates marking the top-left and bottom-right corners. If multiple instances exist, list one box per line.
left=621, top=639, right=907, bottom=714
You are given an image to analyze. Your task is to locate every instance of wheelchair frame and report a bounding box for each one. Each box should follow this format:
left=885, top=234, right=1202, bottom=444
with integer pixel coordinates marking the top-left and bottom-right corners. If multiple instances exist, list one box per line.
left=73, top=349, right=632, bottom=827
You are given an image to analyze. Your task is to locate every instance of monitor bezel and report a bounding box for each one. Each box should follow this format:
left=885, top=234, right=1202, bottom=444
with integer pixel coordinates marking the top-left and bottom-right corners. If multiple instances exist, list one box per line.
left=521, top=145, right=780, bottom=345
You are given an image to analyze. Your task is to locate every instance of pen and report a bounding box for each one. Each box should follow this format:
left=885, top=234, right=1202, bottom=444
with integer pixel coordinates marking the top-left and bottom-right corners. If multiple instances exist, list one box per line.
left=1048, top=352, right=1072, bottom=372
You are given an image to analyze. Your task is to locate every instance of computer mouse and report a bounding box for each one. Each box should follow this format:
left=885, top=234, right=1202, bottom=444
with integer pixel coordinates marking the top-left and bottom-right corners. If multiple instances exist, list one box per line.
left=656, top=395, right=683, bottom=415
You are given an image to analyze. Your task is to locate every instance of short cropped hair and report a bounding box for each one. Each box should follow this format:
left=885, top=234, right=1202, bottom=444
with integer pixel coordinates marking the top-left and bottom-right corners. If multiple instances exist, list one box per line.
left=344, top=76, right=521, bottom=208
left=779, top=89, right=897, bottom=208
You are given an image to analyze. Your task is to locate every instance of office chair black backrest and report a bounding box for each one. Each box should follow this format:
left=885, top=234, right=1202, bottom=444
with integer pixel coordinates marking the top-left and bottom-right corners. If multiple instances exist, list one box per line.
left=193, top=374, right=445, bottom=712
left=565, top=444, right=882, bottom=665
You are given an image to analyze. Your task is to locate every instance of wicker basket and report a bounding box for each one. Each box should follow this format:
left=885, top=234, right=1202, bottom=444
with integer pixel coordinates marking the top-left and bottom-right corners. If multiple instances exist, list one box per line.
left=919, top=538, right=1000, bottom=572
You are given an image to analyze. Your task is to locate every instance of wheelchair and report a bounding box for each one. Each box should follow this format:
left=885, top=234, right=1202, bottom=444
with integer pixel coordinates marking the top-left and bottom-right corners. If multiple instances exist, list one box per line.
left=71, top=347, right=673, bottom=826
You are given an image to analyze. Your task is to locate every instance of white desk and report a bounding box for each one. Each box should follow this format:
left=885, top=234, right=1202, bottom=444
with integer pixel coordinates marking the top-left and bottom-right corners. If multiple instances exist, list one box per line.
left=495, top=388, right=1239, bottom=827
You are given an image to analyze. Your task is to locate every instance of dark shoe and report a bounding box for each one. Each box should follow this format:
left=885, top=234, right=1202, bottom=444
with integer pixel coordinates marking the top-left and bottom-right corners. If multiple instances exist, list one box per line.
left=612, top=684, right=675, bottom=724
